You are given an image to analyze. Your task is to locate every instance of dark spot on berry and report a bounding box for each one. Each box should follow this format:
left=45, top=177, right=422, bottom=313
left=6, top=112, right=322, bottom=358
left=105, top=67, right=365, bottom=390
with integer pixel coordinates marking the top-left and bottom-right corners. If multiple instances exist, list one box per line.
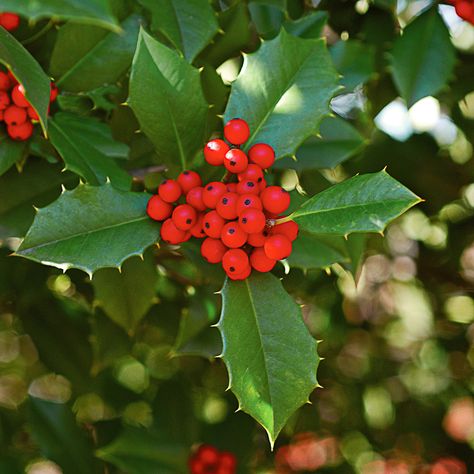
left=263, top=231, right=269, bottom=237
left=162, top=179, right=168, bottom=184
left=183, top=171, right=189, bottom=175
left=229, top=228, right=235, bottom=234
left=229, top=266, right=235, bottom=272
left=223, top=198, right=228, bottom=204
left=205, top=223, right=210, bottom=229
left=186, top=219, right=192, bottom=224
left=230, top=161, right=236, bottom=166
left=244, top=199, right=251, bottom=205
left=258, top=177, right=262, bottom=182
left=242, top=218, right=247, bottom=224
left=247, top=182, right=254, bottom=187
left=207, top=185, right=213, bottom=190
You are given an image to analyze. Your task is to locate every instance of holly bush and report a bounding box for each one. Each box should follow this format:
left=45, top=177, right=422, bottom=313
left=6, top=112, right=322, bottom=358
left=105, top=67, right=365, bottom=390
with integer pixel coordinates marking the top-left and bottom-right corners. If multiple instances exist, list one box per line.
left=0, top=0, right=473, bottom=473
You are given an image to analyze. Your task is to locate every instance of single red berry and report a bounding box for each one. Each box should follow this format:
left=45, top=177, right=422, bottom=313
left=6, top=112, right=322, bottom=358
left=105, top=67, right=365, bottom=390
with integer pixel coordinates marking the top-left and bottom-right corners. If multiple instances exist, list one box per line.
left=160, top=218, right=188, bottom=244
left=202, top=181, right=227, bottom=209
left=250, top=247, right=276, bottom=272
left=190, top=214, right=206, bottom=238
left=238, top=163, right=264, bottom=183
left=236, top=180, right=259, bottom=196
left=202, top=210, right=226, bottom=238
left=260, top=186, right=290, bottom=214
left=216, top=192, right=239, bottom=220
left=0, top=90, right=10, bottom=110
left=186, top=186, right=207, bottom=211
left=219, top=452, right=237, bottom=470
left=455, top=1, right=474, bottom=20
left=0, top=72, right=10, bottom=90
left=27, top=106, right=39, bottom=121
left=0, top=110, right=3, bottom=121
left=50, top=82, right=58, bottom=102
left=177, top=170, right=202, bottom=194
left=0, top=13, right=20, bottom=31
left=226, top=182, right=238, bottom=193
left=189, top=458, right=205, bottom=474
left=11, top=84, right=30, bottom=108
left=158, top=179, right=182, bottom=203
left=222, top=249, right=249, bottom=275
left=4, top=105, right=27, bottom=126
left=196, top=445, right=220, bottom=464
left=236, top=194, right=263, bottom=214
left=204, top=139, right=230, bottom=166
left=271, top=220, right=299, bottom=241
left=227, top=263, right=251, bottom=280
left=248, top=143, right=275, bottom=169
left=221, top=221, right=248, bottom=248
left=201, top=237, right=228, bottom=264
left=224, top=148, right=248, bottom=173
left=247, top=229, right=269, bottom=247
left=7, top=121, right=33, bottom=141
left=146, top=195, right=172, bottom=221
left=172, top=204, right=197, bottom=231
left=264, top=234, right=292, bottom=260
left=238, top=208, right=266, bottom=234
left=224, top=118, right=250, bottom=145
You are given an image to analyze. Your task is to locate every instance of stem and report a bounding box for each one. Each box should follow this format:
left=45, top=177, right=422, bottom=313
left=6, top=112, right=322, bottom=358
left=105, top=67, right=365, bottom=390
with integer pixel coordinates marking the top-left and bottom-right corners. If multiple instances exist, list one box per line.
left=129, top=164, right=167, bottom=181
left=22, top=20, right=54, bottom=46
left=273, top=215, right=293, bottom=225
left=221, top=170, right=233, bottom=183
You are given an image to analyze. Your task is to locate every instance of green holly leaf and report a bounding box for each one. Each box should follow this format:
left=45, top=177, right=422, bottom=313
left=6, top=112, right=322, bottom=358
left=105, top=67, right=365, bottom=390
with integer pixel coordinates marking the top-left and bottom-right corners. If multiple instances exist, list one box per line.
left=140, top=0, right=219, bottom=62
left=275, top=116, right=366, bottom=170
left=51, top=15, right=141, bottom=92
left=92, top=251, right=158, bottom=334
left=129, top=28, right=208, bottom=171
left=224, top=29, right=339, bottom=159
left=0, top=28, right=51, bottom=134
left=0, top=130, right=28, bottom=177
left=283, top=11, right=328, bottom=39
left=290, top=170, right=422, bottom=235
left=390, top=7, right=456, bottom=107
left=0, top=0, right=120, bottom=32
left=217, top=272, right=320, bottom=446
left=16, top=182, right=159, bottom=276
left=49, top=112, right=131, bottom=190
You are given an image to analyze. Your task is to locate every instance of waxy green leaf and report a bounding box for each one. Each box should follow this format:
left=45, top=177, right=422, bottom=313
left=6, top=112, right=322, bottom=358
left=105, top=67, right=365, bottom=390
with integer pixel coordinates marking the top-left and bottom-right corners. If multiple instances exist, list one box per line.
left=129, top=28, right=208, bottom=170
left=0, top=131, right=27, bottom=177
left=16, top=182, right=159, bottom=276
left=0, top=28, right=51, bottom=134
left=290, top=171, right=421, bottom=235
left=284, top=11, right=328, bottom=39
left=224, top=29, right=339, bottom=159
left=218, top=272, right=319, bottom=446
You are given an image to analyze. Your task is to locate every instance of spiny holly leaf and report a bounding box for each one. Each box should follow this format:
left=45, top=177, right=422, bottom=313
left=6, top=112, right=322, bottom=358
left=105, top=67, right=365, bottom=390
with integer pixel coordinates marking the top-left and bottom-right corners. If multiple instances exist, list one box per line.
left=217, top=272, right=319, bottom=446
left=51, top=14, right=140, bottom=92
left=16, top=182, right=159, bottom=276
left=129, top=28, right=208, bottom=171
left=0, top=28, right=50, bottom=134
left=92, top=251, right=158, bottom=334
left=0, top=130, right=28, bottom=177
left=49, top=112, right=131, bottom=190
left=284, top=11, right=328, bottom=39
left=390, top=7, right=456, bottom=107
left=290, top=170, right=421, bottom=235
left=140, top=0, right=219, bottom=62
left=0, top=0, right=120, bottom=32
left=224, top=29, right=339, bottom=159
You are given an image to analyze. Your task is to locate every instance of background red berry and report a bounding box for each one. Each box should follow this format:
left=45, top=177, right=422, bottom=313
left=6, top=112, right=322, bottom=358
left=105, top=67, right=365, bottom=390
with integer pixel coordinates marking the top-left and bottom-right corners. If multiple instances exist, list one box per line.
left=146, top=195, right=172, bottom=221
left=248, top=143, right=275, bottom=169
left=224, top=118, right=250, bottom=145
left=158, top=179, right=182, bottom=203
left=172, top=204, right=197, bottom=231
left=216, top=192, right=239, bottom=220
left=222, top=248, right=249, bottom=274
left=238, top=208, right=266, bottom=234
left=203, top=182, right=227, bottom=209
left=177, top=170, right=202, bottom=194
left=201, top=238, right=228, bottom=263
left=250, top=247, right=276, bottom=272
left=203, top=210, right=226, bottom=238
left=186, top=186, right=207, bottom=211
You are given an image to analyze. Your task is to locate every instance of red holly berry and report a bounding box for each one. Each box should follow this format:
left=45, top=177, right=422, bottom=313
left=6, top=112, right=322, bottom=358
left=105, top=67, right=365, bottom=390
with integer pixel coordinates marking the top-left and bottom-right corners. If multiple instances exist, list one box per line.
left=172, top=204, right=197, bottom=231
left=224, top=118, right=250, bottom=145
left=0, top=90, right=10, bottom=110
left=227, top=263, right=251, bottom=281
left=238, top=163, right=264, bottom=184
left=190, top=214, right=206, bottom=238
left=236, top=180, right=259, bottom=196
left=202, top=181, right=227, bottom=209
left=177, top=170, right=202, bottom=194
left=455, top=1, right=474, bottom=21
left=189, top=458, right=205, bottom=474
left=50, top=82, right=58, bottom=102
left=247, top=229, right=269, bottom=247
left=248, top=143, right=275, bottom=169
left=0, top=13, right=20, bottom=31
left=238, top=208, right=266, bottom=234
left=201, top=238, right=228, bottom=264
left=216, top=192, right=239, bottom=220
left=264, top=234, right=292, bottom=260
left=146, top=195, right=173, bottom=221
left=203, top=210, right=226, bottom=238
left=186, top=186, right=207, bottom=212
left=27, top=106, right=39, bottom=121
left=11, top=84, right=30, bottom=108
left=196, top=445, right=220, bottom=464
left=221, top=221, right=248, bottom=248
left=7, top=121, right=33, bottom=141
left=204, top=139, right=230, bottom=166
left=222, top=248, right=249, bottom=275
left=0, top=72, right=10, bottom=91
left=4, top=105, right=27, bottom=126
left=158, top=179, right=182, bottom=203
left=224, top=148, right=248, bottom=173
left=250, top=247, right=276, bottom=272
left=260, top=186, right=290, bottom=214
left=160, top=218, right=188, bottom=244
left=271, top=220, right=299, bottom=241
left=236, top=194, right=263, bottom=213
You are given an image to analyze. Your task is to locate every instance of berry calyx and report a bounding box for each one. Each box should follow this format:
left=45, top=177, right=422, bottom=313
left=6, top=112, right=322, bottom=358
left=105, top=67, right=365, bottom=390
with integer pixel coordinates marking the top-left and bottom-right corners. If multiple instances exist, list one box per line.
left=238, top=208, right=266, bottom=234
left=260, top=186, right=290, bottom=214
left=201, top=238, right=228, bottom=264
left=177, top=170, right=202, bottom=194
left=224, top=148, right=248, bottom=173
left=204, top=138, right=229, bottom=166
left=250, top=247, right=277, bottom=272
left=146, top=195, right=173, bottom=221
left=224, top=118, right=250, bottom=145
left=264, top=234, right=292, bottom=260
left=203, top=181, right=227, bottom=209
left=203, top=210, right=226, bottom=238
left=222, top=249, right=249, bottom=275
left=248, top=143, right=275, bottom=169
left=221, top=221, right=248, bottom=248
left=158, top=179, right=182, bottom=203
left=172, top=204, right=197, bottom=231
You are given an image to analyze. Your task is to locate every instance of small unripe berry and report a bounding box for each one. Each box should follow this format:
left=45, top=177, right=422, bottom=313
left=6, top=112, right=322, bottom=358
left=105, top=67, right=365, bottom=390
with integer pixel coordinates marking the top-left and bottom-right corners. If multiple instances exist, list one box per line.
left=0, top=72, right=10, bottom=90
left=0, top=13, right=20, bottom=31
left=238, top=163, right=264, bottom=183
left=216, top=192, right=239, bottom=220
left=250, top=247, right=276, bottom=272
left=239, top=208, right=266, bottom=234
left=186, top=186, right=207, bottom=211
left=146, top=195, right=172, bottom=221
left=224, top=148, right=248, bottom=173
left=236, top=180, right=259, bottom=196
left=247, top=229, right=269, bottom=247
left=172, top=204, right=197, bottom=230
left=248, top=143, right=275, bottom=169
left=271, top=220, right=299, bottom=241
left=11, top=84, right=30, bottom=108
left=221, top=221, right=248, bottom=248
left=204, top=138, right=229, bottom=166
left=203, top=210, right=226, bottom=238
left=260, top=186, right=290, bottom=214
left=264, top=234, right=292, bottom=260
left=224, top=118, right=250, bottom=145
left=222, top=249, right=249, bottom=275
left=219, top=452, right=237, bottom=470
left=202, top=181, right=227, bottom=209
left=0, top=90, right=10, bottom=110
left=7, top=121, right=33, bottom=141
left=158, top=179, right=182, bottom=203
left=4, top=105, right=27, bottom=126
left=201, top=238, right=227, bottom=263
left=236, top=194, right=263, bottom=213
left=177, top=170, right=202, bottom=194
left=160, top=218, right=188, bottom=244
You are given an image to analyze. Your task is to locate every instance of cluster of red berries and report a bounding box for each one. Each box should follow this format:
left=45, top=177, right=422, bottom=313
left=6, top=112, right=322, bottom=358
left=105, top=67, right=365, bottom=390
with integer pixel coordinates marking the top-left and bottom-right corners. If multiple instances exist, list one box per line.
left=188, top=445, right=236, bottom=474
left=449, top=0, right=474, bottom=24
left=0, top=12, right=20, bottom=31
left=0, top=69, right=58, bottom=141
left=146, top=118, right=299, bottom=280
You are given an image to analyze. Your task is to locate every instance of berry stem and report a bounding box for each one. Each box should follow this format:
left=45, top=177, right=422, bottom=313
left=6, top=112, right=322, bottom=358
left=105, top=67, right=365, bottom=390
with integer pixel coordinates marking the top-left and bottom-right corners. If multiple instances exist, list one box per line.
left=273, top=215, right=293, bottom=225
left=221, top=170, right=233, bottom=183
